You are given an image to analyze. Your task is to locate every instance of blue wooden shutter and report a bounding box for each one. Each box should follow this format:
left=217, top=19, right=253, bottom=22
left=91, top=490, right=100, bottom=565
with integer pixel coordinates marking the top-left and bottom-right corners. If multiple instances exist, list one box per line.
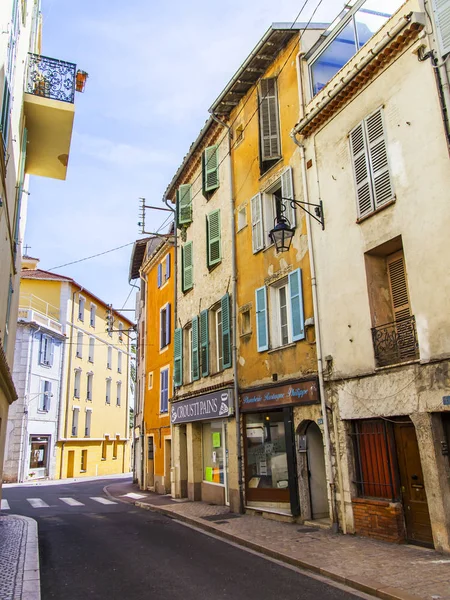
left=174, top=328, right=183, bottom=387
left=157, top=263, right=162, bottom=287
left=200, top=309, right=209, bottom=377
left=182, top=242, right=193, bottom=292
left=207, top=209, right=221, bottom=267
left=178, top=184, right=192, bottom=225
left=203, top=145, right=219, bottom=193
left=255, top=286, right=269, bottom=352
left=49, top=338, right=55, bottom=367
left=166, top=303, right=171, bottom=346
left=161, top=370, right=169, bottom=413
left=192, top=316, right=200, bottom=381
left=165, top=253, right=170, bottom=280
left=39, top=334, right=45, bottom=364
left=221, top=293, right=232, bottom=369
left=289, top=268, right=305, bottom=341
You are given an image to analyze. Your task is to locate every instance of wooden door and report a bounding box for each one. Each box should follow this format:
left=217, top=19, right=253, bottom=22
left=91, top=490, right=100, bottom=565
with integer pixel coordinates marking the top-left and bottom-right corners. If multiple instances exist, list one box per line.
left=67, top=451, right=74, bottom=478
left=394, top=423, right=433, bottom=546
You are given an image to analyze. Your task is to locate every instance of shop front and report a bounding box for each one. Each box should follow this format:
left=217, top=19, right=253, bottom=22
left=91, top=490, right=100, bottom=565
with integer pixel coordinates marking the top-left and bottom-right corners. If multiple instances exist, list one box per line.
left=241, top=378, right=321, bottom=517
left=171, top=387, right=234, bottom=506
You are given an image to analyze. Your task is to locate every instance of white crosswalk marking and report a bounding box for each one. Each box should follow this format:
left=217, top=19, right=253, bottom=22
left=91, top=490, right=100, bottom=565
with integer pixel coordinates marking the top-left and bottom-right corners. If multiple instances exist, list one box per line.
left=27, top=498, right=49, bottom=508
left=1, top=499, right=10, bottom=510
left=90, top=497, right=117, bottom=505
left=59, top=497, right=84, bottom=507
left=121, top=492, right=146, bottom=500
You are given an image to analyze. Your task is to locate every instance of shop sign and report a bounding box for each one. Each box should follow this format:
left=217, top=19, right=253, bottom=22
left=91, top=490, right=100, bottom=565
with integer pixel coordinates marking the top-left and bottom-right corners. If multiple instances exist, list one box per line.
left=171, top=388, right=233, bottom=424
left=241, top=379, right=319, bottom=412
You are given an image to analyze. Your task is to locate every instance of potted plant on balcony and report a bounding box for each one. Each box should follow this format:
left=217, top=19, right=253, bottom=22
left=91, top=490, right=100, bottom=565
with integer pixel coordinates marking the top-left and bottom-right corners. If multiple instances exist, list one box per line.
left=75, top=70, right=88, bottom=93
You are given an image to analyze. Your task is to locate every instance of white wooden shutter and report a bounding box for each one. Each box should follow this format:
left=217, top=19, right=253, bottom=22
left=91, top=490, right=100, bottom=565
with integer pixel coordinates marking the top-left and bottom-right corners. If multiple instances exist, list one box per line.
left=260, top=78, right=281, bottom=160
left=281, top=167, right=296, bottom=227
left=349, top=122, right=373, bottom=219
left=432, top=0, right=450, bottom=56
left=250, top=193, right=263, bottom=253
left=364, top=109, right=393, bottom=209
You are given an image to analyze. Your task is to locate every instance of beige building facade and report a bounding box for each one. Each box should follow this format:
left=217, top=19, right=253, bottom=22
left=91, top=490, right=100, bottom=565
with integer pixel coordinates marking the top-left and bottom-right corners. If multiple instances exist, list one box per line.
left=292, top=0, right=450, bottom=551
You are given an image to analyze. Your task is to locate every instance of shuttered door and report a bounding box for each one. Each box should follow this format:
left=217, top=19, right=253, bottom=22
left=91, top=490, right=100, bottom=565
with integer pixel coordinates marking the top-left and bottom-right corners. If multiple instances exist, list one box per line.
left=200, top=309, right=209, bottom=377
left=174, top=328, right=183, bottom=387
left=387, top=251, right=416, bottom=361
left=260, top=78, right=281, bottom=161
left=365, top=109, right=393, bottom=209
left=281, top=167, right=296, bottom=227
left=207, top=209, right=221, bottom=267
left=221, top=294, right=231, bottom=369
left=350, top=122, right=373, bottom=219
left=192, top=316, right=200, bottom=381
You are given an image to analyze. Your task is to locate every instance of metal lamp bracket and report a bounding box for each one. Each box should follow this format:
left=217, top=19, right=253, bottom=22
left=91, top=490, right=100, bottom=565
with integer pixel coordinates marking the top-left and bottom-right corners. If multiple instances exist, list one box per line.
left=280, top=196, right=324, bottom=230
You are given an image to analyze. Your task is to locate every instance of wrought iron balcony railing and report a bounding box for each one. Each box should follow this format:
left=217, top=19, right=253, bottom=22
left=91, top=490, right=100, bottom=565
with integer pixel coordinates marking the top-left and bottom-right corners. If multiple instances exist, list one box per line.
left=26, top=53, right=76, bottom=104
left=371, top=315, right=419, bottom=368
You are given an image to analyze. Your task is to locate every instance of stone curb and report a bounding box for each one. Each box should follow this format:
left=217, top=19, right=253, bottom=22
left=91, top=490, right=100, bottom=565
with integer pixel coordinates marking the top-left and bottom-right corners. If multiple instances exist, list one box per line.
left=103, top=485, right=421, bottom=600
left=13, top=515, right=41, bottom=600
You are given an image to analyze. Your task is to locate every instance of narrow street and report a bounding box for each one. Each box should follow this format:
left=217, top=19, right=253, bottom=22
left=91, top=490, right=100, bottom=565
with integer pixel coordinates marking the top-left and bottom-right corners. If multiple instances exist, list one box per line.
left=1, top=478, right=369, bottom=600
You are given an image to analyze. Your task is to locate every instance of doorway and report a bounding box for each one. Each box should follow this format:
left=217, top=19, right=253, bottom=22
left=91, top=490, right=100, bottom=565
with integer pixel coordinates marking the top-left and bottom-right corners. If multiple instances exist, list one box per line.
left=305, top=422, right=329, bottom=519
left=164, top=438, right=171, bottom=493
left=67, top=450, right=75, bottom=478
left=146, top=435, right=155, bottom=490
left=394, top=421, right=433, bottom=546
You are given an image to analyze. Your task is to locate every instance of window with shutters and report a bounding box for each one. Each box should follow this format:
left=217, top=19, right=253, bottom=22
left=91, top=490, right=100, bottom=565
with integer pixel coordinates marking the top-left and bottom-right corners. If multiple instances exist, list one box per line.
left=177, top=184, right=193, bottom=226
left=210, top=294, right=232, bottom=372
left=86, top=373, right=93, bottom=401
left=90, top=304, right=96, bottom=328
left=365, top=238, right=418, bottom=367
left=88, top=337, right=95, bottom=363
left=39, top=334, right=54, bottom=367
left=203, top=145, right=219, bottom=195
left=107, top=346, right=112, bottom=369
left=200, top=309, right=209, bottom=377
left=206, top=209, right=221, bottom=268
left=157, top=254, right=170, bottom=288
left=118, top=351, right=122, bottom=373
left=85, top=409, right=92, bottom=437
left=182, top=242, right=194, bottom=292
left=160, top=303, right=171, bottom=350
left=72, top=407, right=79, bottom=437
left=256, top=269, right=305, bottom=352
left=349, top=108, right=394, bottom=220
left=174, top=328, right=183, bottom=387
left=76, top=332, right=83, bottom=359
left=183, top=325, right=193, bottom=384
left=106, top=378, right=111, bottom=404
left=259, top=77, right=282, bottom=174
left=78, top=295, right=85, bottom=321
left=39, top=380, right=51, bottom=412
left=160, top=367, right=169, bottom=413
left=116, top=381, right=122, bottom=406
left=74, top=369, right=81, bottom=399
left=191, top=316, right=200, bottom=381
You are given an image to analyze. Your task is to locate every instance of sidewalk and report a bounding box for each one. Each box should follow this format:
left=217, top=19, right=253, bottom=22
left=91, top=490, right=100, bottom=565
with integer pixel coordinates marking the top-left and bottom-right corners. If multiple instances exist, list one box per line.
left=106, top=480, right=450, bottom=600
left=0, top=514, right=40, bottom=600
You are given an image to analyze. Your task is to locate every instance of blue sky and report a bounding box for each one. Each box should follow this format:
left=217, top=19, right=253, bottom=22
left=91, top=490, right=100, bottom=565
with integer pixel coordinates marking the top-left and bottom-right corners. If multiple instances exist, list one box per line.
left=25, top=0, right=344, bottom=313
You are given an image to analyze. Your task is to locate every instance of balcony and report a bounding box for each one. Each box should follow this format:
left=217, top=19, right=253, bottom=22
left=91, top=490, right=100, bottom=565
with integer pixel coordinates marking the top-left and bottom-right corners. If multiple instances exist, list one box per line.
left=23, top=53, right=77, bottom=180
left=371, top=316, right=419, bottom=368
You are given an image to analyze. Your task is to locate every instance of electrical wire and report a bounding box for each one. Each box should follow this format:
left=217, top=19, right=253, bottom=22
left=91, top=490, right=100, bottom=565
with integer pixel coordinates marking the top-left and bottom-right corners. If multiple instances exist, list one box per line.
left=47, top=242, right=135, bottom=271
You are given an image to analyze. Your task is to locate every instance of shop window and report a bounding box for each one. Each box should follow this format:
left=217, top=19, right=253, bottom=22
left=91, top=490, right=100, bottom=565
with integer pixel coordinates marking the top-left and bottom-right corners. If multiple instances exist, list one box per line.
left=81, top=449, right=88, bottom=472
left=29, top=436, right=49, bottom=470
left=202, top=422, right=225, bottom=484
left=245, top=411, right=289, bottom=491
left=351, top=419, right=399, bottom=500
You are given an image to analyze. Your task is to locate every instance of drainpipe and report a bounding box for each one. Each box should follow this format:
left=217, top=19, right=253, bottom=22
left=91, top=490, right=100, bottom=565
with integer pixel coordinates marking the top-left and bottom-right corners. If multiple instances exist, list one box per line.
left=290, top=132, right=338, bottom=532
left=55, top=329, right=66, bottom=480
left=210, top=112, right=244, bottom=514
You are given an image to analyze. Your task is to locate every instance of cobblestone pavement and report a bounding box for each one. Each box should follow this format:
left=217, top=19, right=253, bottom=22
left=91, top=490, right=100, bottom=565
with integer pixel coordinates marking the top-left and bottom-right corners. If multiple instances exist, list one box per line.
left=0, top=515, right=40, bottom=600
left=107, top=481, right=450, bottom=600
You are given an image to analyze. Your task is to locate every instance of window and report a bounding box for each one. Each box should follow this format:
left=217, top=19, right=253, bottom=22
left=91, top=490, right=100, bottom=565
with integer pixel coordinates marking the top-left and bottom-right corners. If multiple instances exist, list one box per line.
left=211, top=294, right=232, bottom=372
left=39, top=380, right=51, bottom=412
left=71, top=407, right=79, bottom=436
left=350, top=108, right=393, bottom=219
left=215, top=307, right=223, bottom=372
left=39, top=334, right=54, bottom=366
left=81, top=449, right=87, bottom=472
left=76, top=332, right=83, bottom=358
left=107, top=346, right=112, bottom=369
left=259, top=77, right=281, bottom=173
left=309, top=0, right=404, bottom=96
left=90, top=304, right=96, bottom=328
left=177, top=184, right=192, bottom=226
left=88, top=337, right=95, bottom=363
left=240, top=307, right=251, bottom=336
left=78, top=295, right=85, bottom=321
left=255, top=269, right=305, bottom=352
left=157, top=263, right=162, bottom=288
left=85, top=409, right=92, bottom=437
left=160, top=303, right=171, bottom=349
left=174, top=329, right=183, bottom=388
left=165, top=253, right=171, bottom=281
left=251, top=193, right=264, bottom=253
left=351, top=419, right=399, bottom=500
left=74, top=369, right=81, bottom=398
left=106, top=378, right=111, bottom=404
left=200, top=309, right=209, bottom=377
left=160, top=367, right=169, bottom=413
left=206, top=210, right=221, bottom=268
left=118, top=322, right=123, bottom=342
left=117, top=351, right=122, bottom=373
left=116, top=381, right=122, bottom=406
left=182, top=242, right=193, bottom=292
left=86, top=373, right=93, bottom=401
left=237, top=205, right=247, bottom=232
left=202, top=145, right=219, bottom=195
left=191, top=317, right=200, bottom=381
left=147, top=371, right=154, bottom=389
left=202, top=422, right=225, bottom=484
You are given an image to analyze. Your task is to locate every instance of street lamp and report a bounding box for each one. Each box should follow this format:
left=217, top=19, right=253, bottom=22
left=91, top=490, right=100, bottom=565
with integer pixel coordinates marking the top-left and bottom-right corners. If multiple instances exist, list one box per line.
left=269, top=196, right=325, bottom=253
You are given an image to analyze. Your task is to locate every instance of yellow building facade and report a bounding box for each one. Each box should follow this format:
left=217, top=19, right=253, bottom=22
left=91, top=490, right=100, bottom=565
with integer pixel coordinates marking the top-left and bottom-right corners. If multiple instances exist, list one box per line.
left=20, top=261, right=132, bottom=479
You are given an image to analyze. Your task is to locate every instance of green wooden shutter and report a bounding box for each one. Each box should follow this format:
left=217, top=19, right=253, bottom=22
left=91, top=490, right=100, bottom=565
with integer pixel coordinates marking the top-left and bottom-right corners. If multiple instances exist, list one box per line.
left=221, top=293, right=231, bottom=369
left=255, top=286, right=269, bottom=352
left=207, top=209, right=221, bottom=267
left=182, top=242, right=193, bottom=292
left=289, top=269, right=305, bottom=342
left=200, top=309, right=209, bottom=377
left=178, top=184, right=192, bottom=225
left=192, top=316, right=200, bottom=381
left=174, top=328, right=183, bottom=387
left=203, top=145, right=219, bottom=193
left=259, top=78, right=281, bottom=160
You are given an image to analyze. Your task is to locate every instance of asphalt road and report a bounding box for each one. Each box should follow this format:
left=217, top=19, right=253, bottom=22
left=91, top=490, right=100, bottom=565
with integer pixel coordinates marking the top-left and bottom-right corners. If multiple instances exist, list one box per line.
left=2, top=478, right=369, bottom=600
